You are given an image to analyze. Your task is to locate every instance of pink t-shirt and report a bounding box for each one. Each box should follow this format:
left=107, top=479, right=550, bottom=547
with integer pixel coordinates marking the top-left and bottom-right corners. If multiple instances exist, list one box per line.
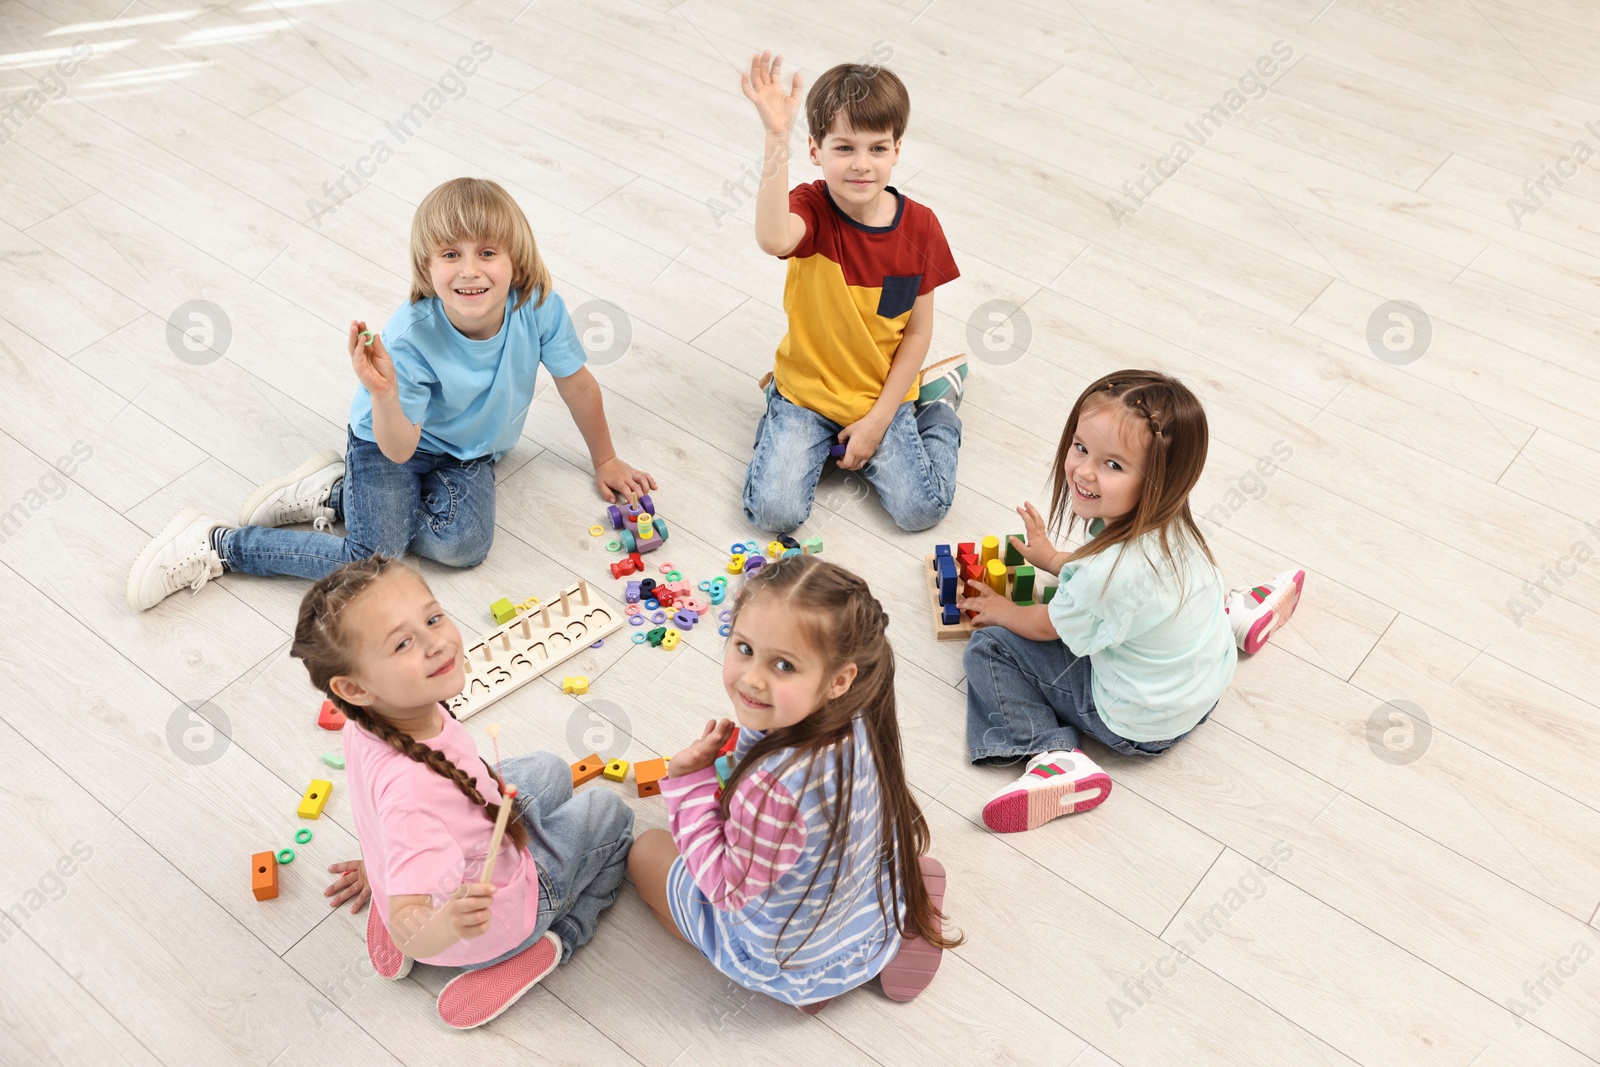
left=343, top=706, right=540, bottom=967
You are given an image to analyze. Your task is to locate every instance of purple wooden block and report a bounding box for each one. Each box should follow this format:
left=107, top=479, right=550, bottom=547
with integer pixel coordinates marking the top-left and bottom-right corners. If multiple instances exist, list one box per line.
left=743, top=556, right=766, bottom=577
left=828, top=442, right=847, bottom=459
left=625, top=581, right=641, bottom=603
left=638, top=493, right=654, bottom=515
left=673, top=610, right=697, bottom=630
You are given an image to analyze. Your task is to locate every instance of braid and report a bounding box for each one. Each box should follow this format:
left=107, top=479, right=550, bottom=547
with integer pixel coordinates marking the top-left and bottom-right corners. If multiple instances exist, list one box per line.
left=292, top=555, right=529, bottom=858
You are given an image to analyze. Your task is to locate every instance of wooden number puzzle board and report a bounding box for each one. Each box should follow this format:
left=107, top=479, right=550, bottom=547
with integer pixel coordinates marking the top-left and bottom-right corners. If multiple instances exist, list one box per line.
left=448, top=580, right=623, bottom=719
left=924, top=554, right=1030, bottom=641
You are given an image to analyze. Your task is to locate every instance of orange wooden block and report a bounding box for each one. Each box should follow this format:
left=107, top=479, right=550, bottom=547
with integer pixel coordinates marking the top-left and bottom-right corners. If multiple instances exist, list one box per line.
left=571, top=753, right=604, bottom=787
left=251, top=851, right=278, bottom=901
left=635, top=757, right=668, bottom=798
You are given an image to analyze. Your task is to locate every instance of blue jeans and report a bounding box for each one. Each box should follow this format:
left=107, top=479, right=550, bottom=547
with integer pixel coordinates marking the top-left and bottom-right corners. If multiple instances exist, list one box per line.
left=964, top=627, right=1208, bottom=764
left=465, top=752, right=634, bottom=969
left=219, top=428, right=497, bottom=579
left=742, top=389, right=961, bottom=534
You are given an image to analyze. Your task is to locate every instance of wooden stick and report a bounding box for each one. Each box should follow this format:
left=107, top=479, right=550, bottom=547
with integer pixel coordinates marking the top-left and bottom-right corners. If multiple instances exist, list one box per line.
left=540, top=604, right=550, bottom=629
left=578, top=578, right=590, bottom=605
left=560, top=589, right=571, bottom=617
left=480, top=782, right=517, bottom=886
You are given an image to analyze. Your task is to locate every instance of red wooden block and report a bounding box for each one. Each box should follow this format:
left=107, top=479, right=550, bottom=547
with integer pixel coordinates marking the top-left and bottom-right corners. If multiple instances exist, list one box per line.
left=717, top=729, right=739, bottom=758
left=655, top=588, right=676, bottom=607
left=252, top=851, right=278, bottom=901
left=957, top=542, right=975, bottom=559
left=317, top=700, right=346, bottom=731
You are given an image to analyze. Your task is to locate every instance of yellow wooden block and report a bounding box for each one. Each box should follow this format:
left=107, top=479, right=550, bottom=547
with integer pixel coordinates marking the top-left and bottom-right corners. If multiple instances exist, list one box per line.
left=561, top=675, right=589, bottom=695
left=603, top=758, right=630, bottom=782
left=297, top=779, right=333, bottom=819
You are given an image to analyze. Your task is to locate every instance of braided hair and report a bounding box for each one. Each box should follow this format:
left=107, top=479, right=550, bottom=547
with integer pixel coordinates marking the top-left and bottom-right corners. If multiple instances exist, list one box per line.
left=290, top=555, right=528, bottom=854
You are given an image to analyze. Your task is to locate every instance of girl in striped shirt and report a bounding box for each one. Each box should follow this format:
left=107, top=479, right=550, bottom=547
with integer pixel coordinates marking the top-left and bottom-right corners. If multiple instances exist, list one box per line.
left=629, top=555, right=961, bottom=1011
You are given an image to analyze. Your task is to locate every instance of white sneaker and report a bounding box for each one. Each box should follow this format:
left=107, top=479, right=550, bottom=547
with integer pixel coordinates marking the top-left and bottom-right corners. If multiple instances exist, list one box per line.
left=126, top=508, right=230, bottom=611
left=238, top=449, right=343, bottom=530
left=981, top=749, right=1112, bottom=833
left=1225, top=569, right=1305, bottom=654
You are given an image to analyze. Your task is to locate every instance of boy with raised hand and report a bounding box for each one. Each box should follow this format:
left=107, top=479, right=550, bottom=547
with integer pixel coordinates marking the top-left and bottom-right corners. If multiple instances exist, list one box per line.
left=741, top=52, right=966, bottom=534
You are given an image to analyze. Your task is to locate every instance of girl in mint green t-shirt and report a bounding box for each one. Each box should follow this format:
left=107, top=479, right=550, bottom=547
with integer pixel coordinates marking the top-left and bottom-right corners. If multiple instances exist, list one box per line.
left=959, top=370, right=1305, bottom=834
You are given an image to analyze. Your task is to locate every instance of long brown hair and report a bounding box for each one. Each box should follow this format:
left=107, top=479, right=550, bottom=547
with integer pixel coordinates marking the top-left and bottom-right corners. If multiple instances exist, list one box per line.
left=1048, top=370, right=1217, bottom=583
left=291, top=555, right=528, bottom=855
left=720, top=555, right=962, bottom=963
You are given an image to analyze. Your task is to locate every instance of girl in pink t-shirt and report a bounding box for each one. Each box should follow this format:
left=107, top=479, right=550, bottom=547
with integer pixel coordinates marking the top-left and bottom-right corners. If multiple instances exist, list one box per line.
left=293, top=555, right=633, bottom=1030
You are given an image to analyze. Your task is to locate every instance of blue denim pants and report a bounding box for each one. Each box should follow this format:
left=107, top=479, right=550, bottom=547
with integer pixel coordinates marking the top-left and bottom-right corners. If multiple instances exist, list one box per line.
left=465, top=751, right=635, bottom=969
left=964, top=626, right=1208, bottom=764
left=742, top=388, right=961, bottom=534
left=219, top=428, right=497, bottom=579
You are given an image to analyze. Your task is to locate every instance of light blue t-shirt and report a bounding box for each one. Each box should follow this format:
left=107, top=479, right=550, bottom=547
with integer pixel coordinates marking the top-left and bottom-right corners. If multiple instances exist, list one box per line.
left=349, top=288, right=586, bottom=462
left=1048, top=522, right=1237, bottom=742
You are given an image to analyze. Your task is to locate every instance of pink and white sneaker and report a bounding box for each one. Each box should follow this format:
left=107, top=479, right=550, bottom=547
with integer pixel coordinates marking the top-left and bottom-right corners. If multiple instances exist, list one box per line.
left=366, top=903, right=411, bottom=981
left=1226, top=569, right=1305, bottom=655
left=981, top=750, right=1112, bottom=833
left=878, top=855, right=948, bottom=1002
left=436, top=932, right=561, bottom=1030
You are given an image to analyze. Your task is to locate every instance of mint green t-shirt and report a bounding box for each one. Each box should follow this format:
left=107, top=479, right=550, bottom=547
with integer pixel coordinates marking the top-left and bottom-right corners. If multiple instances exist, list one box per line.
left=1047, top=523, right=1236, bottom=742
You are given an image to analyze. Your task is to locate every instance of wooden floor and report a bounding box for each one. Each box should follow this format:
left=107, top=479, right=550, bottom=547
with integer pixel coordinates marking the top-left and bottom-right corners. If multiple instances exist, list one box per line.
left=2, top=0, right=1598, bottom=1062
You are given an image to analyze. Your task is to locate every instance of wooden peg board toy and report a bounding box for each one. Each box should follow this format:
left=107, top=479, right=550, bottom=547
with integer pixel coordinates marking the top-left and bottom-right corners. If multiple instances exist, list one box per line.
left=925, top=536, right=1045, bottom=641
left=448, top=578, right=624, bottom=720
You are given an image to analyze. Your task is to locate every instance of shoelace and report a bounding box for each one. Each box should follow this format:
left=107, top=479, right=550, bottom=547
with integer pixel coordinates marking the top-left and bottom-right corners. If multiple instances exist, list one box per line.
left=164, top=543, right=218, bottom=596
left=312, top=515, right=333, bottom=532
left=277, top=494, right=333, bottom=524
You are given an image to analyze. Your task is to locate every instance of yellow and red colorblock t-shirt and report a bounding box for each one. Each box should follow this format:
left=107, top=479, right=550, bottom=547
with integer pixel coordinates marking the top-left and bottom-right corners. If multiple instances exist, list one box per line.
left=773, top=180, right=960, bottom=426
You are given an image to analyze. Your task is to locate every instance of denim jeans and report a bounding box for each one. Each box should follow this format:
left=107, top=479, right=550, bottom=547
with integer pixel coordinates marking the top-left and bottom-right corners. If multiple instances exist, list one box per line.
left=964, top=626, right=1209, bottom=764
left=742, top=388, right=961, bottom=534
left=219, top=428, right=497, bottom=580
left=464, top=751, right=634, bottom=969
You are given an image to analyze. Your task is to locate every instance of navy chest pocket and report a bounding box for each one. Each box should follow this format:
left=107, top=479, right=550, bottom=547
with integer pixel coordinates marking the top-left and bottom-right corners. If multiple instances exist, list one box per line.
left=876, top=274, right=922, bottom=319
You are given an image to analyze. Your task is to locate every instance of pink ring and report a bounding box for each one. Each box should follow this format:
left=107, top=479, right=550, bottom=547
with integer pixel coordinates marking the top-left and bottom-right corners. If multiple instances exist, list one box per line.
left=624, top=603, right=642, bottom=616
left=658, top=560, right=677, bottom=574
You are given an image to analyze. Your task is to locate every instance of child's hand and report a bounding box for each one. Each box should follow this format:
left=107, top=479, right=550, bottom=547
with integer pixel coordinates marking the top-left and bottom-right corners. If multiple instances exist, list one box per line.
left=444, top=882, right=496, bottom=940
left=959, top=578, right=1014, bottom=629
left=741, top=51, right=804, bottom=137
left=670, top=718, right=736, bottom=777
left=594, top=457, right=657, bottom=504
left=324, top=859, right=370, bottom=912
left=348, top=320, right=397, bottom=400
left=836, top=414, right=888, bottom=471
left=1011, top=502, right=1059, bottom=570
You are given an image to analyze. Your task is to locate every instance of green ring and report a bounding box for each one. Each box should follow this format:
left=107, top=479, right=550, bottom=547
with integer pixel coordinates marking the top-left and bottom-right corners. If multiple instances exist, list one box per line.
left=277, top=848, right=295, bottom=865
left=666, top=570, right=682, bottom=581
left=295, top=828, right=313, bottom=844
left=605, top=538, right=622, bottom=552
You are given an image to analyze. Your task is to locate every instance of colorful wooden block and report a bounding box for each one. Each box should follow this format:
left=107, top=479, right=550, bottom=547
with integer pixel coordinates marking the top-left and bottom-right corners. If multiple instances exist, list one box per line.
left=743, top=556, right=766, bottom=577
left=571, top=753, right=604, bottom=786
left=957, top=541, right=975, bottom=559
left=718, top=729, right=739, bottom=757
left=713, top=754, right=734, bottom=784
left=297, top=779, right=333, bottom=820
left=673, top=609, right=697, bottom=630
left=646, top=626, right=667, bottom=647
left=985, top=558, right=1008, bottom=595
left=603, top=758, right=630, bottom=782
left=252, top=851, right=279, bottom=901
left=625, top=581, right=641, bottom=603
left=317, top=699, right=346, bottom=731
left=635, top=757, right=668, bottom=797
left=802, top=536, right=823, bottom=554
left=934, top=543, right=952, bottom=559
left=1042, top=583, right=1058, bottom=604
left=609, top=556, right=639, bottom=579
left=778, top=534, right=800, bottom=550
left=828, top=442, right=847, bottom=459
left=561, top=676, right=589, bottom=695
left=321, top=751, right=345, bottom=770
left=941, top=603, right=961, bottom=625
left=766, top=540, right=785, bottom=559
left=963, top=560, right=984, bottom=585
left=925, top=554, right=979, bottom=641
left=937, top=554, right=958, bottom=605
left=655, top=587, right=677, bottom=607
left=980, top=535, right=1000, bottom=565
left=639, top=578, right=657, bottom=597
left=728, top=554, right=745, bottom=574
left=1003, top=534, right=1026, bottom=567
left=490, top=597, right=517, bottom=624
left=1012, top=565, right=1035, bottom=603
left=661, top=628, right=681, bottom=651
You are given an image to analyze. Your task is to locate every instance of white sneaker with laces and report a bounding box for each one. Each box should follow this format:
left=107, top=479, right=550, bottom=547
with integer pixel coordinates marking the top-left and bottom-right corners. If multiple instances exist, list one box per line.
left=238, top=449, right=343, bottom=530
left=125, top=508, right=230, bottom=611
left=1225, top=569, right=1305, bottom=654
left=981, top=749, right=1112, bottom=833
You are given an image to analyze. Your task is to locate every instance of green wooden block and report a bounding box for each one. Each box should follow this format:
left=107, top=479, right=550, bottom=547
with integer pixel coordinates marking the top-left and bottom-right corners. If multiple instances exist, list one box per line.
left=1041, top=583, right=1058, bottom=604
left=490, top=597, right=517, bottom=624
left=1011, top=565, right=1035, bottom=602
left=1003, top=534, right=1025, bottom=567
left=646, top=626, right=667, bottom=647
left=1014, top=600, right=1034, bottom=607
left=802, top=536, right=823, bottom=554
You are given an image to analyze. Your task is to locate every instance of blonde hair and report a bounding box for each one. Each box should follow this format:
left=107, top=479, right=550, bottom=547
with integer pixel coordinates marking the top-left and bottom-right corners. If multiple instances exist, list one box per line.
left=408, top=177, right=551, bottom=312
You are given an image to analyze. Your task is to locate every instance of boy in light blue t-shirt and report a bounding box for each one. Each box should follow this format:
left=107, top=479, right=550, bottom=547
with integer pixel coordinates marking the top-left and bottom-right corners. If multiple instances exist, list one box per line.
left=127, top=178, right=652, bottom=610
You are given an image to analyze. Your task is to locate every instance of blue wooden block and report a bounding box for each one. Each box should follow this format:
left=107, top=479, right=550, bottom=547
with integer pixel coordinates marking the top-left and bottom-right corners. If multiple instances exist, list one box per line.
left=941, top=603, right=961, bottom=626
left=828, top=443, right=847, bottom=459
left=935, top=543, right=952, bottom=558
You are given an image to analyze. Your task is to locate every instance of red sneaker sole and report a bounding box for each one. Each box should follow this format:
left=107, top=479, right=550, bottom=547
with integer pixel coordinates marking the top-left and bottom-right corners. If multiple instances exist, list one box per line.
left=982, top=772, right=1113, bottom=833
left=366, top=905, right=411, bottom=980
left=879, top=856, right=947, bottom=1003
left=1243, top=570, right=1305, bottom=655
left=437, top=936, right=559, bottom=1030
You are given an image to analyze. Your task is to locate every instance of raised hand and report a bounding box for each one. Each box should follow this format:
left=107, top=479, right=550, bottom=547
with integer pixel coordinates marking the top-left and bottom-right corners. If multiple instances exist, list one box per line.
left=349, top=320, right=397, bottom=400
left=670, top=718, right=737, bottom=777
left=741, top=50, right=804, bottom=136
left=1011, top=501, right=1060, bottom=571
